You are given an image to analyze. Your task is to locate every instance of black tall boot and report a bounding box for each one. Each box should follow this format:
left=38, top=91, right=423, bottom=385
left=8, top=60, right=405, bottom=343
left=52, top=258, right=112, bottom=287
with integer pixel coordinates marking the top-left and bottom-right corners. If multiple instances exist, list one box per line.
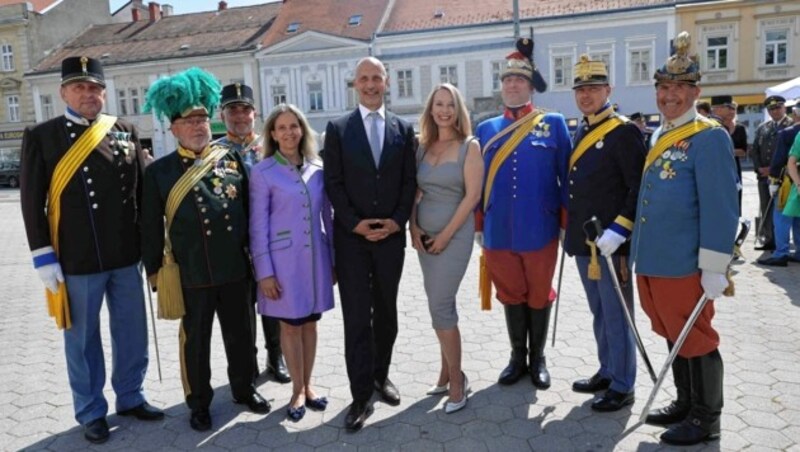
left=527, top=305, right=551, bottom=390
left=498, top=304, right=529, bottom=385
left=646, top=340, right=692, bottom=425
left=661, top=349, right=723, bottom=446
left=261, top=316, right=291, bottom=383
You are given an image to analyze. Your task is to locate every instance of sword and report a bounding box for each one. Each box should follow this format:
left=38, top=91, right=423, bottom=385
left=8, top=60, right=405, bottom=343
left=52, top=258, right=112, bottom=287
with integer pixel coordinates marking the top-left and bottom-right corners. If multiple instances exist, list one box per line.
left=755, top=195, right=774, bottom=245
left=141, top=266, right=163, bottom=383
left=550, top=245, right=566, bottom=347
left=639, top=293, right=709, bottom=423
left=589, top=217, right=657, bottom=383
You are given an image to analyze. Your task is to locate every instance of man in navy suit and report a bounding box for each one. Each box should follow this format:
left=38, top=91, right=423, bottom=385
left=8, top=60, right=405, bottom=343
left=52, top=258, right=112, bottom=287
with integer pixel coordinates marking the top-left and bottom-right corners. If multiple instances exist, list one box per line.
left=324, top=57, right=416, bottom=431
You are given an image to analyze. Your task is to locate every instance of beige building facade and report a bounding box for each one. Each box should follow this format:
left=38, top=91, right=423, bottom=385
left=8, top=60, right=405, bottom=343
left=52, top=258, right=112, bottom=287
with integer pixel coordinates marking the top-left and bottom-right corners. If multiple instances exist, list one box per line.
left=677, top=0, right=800, bottom=138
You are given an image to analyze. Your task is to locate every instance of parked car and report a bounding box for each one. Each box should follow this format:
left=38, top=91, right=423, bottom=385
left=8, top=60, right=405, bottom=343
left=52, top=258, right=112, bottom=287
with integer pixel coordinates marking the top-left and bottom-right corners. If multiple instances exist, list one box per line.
left=0, top=162, right=20, bottom=188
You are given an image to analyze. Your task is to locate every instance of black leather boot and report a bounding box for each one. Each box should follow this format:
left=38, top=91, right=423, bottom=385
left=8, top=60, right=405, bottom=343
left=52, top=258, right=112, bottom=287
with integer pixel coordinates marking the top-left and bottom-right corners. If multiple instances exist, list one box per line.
left=661, top=349, right=723, bottom=446
left=263, top=316, right=291, bottom=383
left=646, top=341, right=692, bottom=425
left=498, top=304, right=529, bottom=385
left=528, top=305, right=551, bottom=390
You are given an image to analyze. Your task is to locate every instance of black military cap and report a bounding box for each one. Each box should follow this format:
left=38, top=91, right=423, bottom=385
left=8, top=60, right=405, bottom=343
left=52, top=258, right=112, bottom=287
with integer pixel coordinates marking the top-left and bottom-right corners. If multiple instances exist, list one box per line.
left=764, top=95, right=786, bottom=109
left=61, top=56, right=105, bottom=87
left=221, top=83, right=255, bottom=108
left=629, top=112, right=644, bottom=121
left=710, top=95, right=734, bottom=107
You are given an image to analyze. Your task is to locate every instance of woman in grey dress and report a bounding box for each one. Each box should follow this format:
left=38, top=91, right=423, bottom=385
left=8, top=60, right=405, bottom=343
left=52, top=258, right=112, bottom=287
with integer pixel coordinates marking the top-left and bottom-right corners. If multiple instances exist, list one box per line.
left=410, top=83, right=484, bottom=413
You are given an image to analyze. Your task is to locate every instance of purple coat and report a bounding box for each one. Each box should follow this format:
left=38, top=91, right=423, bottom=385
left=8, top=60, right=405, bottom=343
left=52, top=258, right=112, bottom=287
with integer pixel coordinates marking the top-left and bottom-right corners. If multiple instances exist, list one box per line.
left=249, top=154, right=335, bottom=318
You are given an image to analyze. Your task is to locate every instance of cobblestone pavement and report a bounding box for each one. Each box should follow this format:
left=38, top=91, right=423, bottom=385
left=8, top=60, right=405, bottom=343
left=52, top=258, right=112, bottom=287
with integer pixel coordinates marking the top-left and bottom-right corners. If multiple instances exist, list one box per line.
left=1, top=171, right=798, bottom=452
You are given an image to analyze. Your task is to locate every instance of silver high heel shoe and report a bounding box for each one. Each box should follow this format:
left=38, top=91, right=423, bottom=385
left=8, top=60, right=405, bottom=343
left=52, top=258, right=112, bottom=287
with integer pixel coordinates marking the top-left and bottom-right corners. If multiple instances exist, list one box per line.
left=444, top=372, right=469, bottom=414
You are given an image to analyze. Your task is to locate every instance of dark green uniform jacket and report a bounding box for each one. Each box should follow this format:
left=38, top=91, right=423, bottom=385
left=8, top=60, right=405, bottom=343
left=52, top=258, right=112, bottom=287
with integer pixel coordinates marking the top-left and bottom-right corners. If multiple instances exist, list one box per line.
left=141, top=145, right=251, bottom=288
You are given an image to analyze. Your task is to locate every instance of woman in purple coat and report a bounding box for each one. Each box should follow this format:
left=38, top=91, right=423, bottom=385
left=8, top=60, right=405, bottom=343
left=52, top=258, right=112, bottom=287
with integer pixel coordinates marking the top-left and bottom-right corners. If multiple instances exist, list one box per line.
left=249, top=104, right=335, bottom=421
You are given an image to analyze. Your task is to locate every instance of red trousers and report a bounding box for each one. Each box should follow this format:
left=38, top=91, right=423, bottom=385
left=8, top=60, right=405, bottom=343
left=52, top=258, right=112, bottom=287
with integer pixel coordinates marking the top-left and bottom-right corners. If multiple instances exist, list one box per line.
left=485, top=239, right=558, bottom=309
left=637, top=273, right=719, bottom=358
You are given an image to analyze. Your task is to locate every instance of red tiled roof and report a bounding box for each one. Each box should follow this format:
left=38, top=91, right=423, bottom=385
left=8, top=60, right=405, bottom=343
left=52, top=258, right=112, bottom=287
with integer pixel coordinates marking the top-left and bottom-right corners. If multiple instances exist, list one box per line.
left=0, top=0, right=59, bottom=13
left=381, top=0, right=678, bottom=33
left=30, top=3, right=281, bottom=73
left=260, top=0, right=389, bottom=48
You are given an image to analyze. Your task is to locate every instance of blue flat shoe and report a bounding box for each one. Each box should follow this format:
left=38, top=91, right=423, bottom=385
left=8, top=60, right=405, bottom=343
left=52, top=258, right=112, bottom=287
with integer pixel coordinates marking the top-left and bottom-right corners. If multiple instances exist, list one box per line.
left=287, top=405, right=305, bottom=421
left=305, top=396, right=328, bottom=411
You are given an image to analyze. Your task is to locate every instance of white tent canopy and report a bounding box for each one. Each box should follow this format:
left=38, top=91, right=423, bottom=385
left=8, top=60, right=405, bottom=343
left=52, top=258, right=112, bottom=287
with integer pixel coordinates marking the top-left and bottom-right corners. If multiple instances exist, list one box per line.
left=766, top=76, right=800, bottom=101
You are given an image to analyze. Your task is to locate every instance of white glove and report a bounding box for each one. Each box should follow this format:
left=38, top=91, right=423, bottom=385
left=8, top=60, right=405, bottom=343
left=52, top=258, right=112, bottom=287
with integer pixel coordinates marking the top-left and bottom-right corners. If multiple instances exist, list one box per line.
left=37, top=262, right=64, bottom=294
left=474, top=232, right=484, bottom=247
left=596, top=229, right=626, bottom=256
left=769, top=184, right=779, bottom=197
left=700, top=271, right=728, bottom=300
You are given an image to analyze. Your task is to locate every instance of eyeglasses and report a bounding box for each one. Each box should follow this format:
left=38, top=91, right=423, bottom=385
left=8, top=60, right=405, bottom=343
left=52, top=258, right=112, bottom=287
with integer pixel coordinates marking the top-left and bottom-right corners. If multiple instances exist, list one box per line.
left=175, top=116, right=210, bottom=127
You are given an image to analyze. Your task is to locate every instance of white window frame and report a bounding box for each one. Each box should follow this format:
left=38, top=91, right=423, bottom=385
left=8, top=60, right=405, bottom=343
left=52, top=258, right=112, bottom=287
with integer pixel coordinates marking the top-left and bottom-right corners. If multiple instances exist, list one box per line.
left=626, top=42, right=654, bottom=86
left=763, top=28, right=789, bottom=67
left=491, top=61, right=503, bottom=92
left=396, top=69, right=413, bottom=98
left=345, top=80, right=358, bottom=110
left=117, top=89, right=128, bottom=116
left=6, top=95, right=20, bottom=122
left=705, top=35, right=729, bottom=71
left=439, top=65, right=458, bottom=87
left=308, top=82, right=323, bottom=112
left=129, top=88, right=141, bottom=115
left=271, top=85, right=287, bottom=107
left=1, top=44, right=13, bottom=72
left=41, top=94, right=54, bottom=120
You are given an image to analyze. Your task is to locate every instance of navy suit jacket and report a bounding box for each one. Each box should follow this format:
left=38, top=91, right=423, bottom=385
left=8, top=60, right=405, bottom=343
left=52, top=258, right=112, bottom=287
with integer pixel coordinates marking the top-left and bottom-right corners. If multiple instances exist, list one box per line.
left=323, top=108, right=416, bottom=242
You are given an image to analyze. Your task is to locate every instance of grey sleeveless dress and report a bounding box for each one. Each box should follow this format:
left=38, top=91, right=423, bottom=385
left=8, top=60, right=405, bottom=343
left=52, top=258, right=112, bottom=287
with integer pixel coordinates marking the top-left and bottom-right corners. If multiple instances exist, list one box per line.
left=416, top=139, right=475, bottom=330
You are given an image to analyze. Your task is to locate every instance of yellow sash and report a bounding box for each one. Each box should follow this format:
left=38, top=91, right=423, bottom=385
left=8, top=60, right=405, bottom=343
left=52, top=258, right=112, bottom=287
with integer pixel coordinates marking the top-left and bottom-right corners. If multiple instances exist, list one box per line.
left=156, top=145, right=230, bottom=320
left=644, top=118, right=715, bottom=173
left=482, top=112, right=544, bottom=211
left=46, top=114, right=118, bottom=329
left=569, top=117, right=625, bottom=169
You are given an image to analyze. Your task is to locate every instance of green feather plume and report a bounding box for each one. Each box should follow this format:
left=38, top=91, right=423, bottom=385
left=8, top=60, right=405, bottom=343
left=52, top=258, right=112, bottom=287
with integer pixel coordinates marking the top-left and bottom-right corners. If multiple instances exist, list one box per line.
left=143, top=67, right=221, bottom=121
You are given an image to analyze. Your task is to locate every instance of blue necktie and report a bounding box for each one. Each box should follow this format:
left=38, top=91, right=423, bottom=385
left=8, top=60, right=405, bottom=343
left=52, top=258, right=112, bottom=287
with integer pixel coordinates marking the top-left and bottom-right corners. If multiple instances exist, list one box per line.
left=368, top=111, right=382, bottom=166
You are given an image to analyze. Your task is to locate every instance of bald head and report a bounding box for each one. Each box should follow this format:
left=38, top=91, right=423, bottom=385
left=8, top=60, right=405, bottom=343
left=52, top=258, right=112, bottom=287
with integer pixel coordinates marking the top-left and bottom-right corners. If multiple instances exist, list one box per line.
left=354, top=57, right=388, bottom=110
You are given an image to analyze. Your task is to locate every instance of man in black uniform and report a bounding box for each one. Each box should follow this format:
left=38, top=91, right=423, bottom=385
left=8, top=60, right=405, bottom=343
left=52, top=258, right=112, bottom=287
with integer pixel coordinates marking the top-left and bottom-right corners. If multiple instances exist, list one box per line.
left=751, top=95, right=793, bottom=250
left=565, top=55, right=646, bottom=412
left=215, top=83, right=290, bottom=383
left=19, top=56, right=163, bottom=444
left=140, top=67, right=269, bottom=432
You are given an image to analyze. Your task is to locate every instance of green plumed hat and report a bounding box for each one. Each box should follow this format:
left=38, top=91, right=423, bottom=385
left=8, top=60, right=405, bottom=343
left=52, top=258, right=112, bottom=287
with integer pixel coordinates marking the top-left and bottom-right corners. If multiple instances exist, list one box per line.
left=143, top=67, right=222, bottom=121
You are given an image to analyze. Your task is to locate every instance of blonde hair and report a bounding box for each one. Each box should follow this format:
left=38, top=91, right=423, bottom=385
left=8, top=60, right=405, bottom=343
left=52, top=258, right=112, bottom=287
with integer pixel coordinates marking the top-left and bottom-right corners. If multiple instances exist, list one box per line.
left=262, top=103, right=318, bottom=161
left=419, top=83, right=472, bottom=149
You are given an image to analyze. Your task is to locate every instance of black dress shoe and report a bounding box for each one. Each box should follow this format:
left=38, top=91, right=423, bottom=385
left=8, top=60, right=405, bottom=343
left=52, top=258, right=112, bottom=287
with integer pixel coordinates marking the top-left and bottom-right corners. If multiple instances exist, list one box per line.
left=84, top=417, right=109, bottom=444
left=529, top=357, right=550, bottom=389
left=267, top=354, right=291, bottom=383
left=757, top=255, right=789, bottom=267
left=660, top=416, right=720, bottom=446
left=591, top=389, right=634, bottom=412
left=645, top=400, right=691, bottom=426
left=572, top=373, right=611, bottom=393
left=189, top=408, right=212, bottom=432
left=374, top=378, right=400, bottom=406
left=234, top=391, right=271, bottom=414
left=118, top=402, right=165, bottom=421
left=344, top=400, right=373, bottom=431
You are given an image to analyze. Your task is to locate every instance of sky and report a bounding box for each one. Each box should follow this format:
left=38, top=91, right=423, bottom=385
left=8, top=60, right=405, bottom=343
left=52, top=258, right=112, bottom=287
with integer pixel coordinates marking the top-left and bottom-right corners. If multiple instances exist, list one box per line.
left=108, top=0, right=279, bottom=15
